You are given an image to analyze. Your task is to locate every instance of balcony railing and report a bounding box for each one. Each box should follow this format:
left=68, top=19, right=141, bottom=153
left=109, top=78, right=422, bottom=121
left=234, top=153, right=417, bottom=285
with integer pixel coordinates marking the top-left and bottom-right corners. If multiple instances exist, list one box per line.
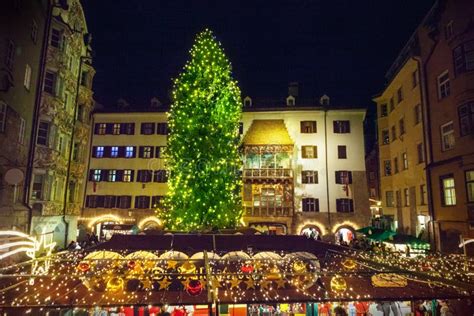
left=243, top=168, right=293, bottom=179
left=244, top=203, right=293, bottom=217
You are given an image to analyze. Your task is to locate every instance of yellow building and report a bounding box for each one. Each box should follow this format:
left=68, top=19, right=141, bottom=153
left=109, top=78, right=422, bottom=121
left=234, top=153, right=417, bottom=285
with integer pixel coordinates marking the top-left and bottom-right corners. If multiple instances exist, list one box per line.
left=373, top=57, right=428, bottom=236
left=81, top=93, right=370, bottom=241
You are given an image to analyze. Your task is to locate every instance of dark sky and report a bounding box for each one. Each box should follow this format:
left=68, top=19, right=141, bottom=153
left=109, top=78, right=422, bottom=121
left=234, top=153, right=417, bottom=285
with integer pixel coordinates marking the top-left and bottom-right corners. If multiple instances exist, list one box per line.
left=81, top=0, right=434, bottom=108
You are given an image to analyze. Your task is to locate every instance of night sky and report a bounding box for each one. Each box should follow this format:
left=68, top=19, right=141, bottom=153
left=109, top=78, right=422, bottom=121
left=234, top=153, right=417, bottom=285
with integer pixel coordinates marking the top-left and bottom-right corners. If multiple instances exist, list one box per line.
left=81, top=0, right=434, bottom=108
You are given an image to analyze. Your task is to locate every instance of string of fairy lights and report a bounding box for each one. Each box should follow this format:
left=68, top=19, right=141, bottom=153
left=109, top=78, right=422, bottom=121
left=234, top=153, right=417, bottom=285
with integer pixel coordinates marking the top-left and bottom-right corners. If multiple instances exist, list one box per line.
left=163, top=29, right=243, bottom=231
left=0, top=247, right=471, bottom=308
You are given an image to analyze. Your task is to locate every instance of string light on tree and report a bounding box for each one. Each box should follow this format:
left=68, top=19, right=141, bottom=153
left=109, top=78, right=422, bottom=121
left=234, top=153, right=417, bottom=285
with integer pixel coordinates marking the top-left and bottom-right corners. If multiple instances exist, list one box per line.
left=162, top=29, right=243, bottom=231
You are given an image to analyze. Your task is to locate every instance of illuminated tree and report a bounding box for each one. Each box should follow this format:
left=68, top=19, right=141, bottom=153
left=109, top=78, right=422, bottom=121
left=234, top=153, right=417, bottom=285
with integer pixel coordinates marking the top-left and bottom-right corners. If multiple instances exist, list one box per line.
left=162, top=29, right=242, bottom=231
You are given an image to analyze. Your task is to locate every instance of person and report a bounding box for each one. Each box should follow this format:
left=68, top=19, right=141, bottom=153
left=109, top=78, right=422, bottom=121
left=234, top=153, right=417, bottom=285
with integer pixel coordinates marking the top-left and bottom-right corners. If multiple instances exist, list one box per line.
left=405, top=245, right=411, bottom=258
left=67, top=241, right=80, bottom=251
left=334, top=304, right=347, bottom=316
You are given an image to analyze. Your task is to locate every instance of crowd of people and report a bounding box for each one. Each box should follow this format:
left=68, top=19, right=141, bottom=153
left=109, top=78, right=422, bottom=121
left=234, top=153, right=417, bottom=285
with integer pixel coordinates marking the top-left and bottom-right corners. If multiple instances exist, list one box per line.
left=67, top=232, right=100, bottom=250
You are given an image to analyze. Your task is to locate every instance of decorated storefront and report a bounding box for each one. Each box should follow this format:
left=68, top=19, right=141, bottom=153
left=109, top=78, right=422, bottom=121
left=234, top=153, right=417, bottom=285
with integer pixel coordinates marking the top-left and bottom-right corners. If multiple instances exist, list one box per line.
left=0, top=234, right=472, bottom=314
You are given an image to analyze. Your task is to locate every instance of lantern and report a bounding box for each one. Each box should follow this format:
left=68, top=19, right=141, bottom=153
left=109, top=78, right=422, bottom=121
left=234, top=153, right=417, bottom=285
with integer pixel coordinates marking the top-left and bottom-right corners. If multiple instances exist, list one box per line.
left=107, top=277, right=124, bottom=292
left=77, top=261, right=90, bottom=272
left=186, top=279, right=203, bottom=296
left=330, top=275, right=347, bottom=293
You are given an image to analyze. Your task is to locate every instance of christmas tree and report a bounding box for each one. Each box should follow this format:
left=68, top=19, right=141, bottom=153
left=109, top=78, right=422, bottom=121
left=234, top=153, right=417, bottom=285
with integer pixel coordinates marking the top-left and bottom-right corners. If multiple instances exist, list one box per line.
left=162, top=29, right=243, bottom=231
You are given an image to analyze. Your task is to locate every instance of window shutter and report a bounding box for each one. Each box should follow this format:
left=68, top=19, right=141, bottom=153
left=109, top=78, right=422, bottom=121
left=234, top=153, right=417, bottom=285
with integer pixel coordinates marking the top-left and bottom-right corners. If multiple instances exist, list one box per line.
left=134, top=196, right=139, bottom=208
left=94, top=123, right=100, bottom=134
left=132, top=146, right=137, bottom=158
left=104, top=146, right=111, bottom=158
left=348, top=171, right=353, bottom=184
left=349, top=199, right=354, bottom=212
left=118, top=146, right=125, bottom=158
left=335, top=171, right=341, bottom=184
left=119, top=124, right=126, bottom=134
left=88, top=169, right=95, bottom=181
left=116, top=170, right=124, bottom=182
left=101, top=170, right=108, bottom=182
left=336, top=199, right=341, bottom=212
left=105, top=123, right=113, bottom=134
left=130, top=170, right=135, bottom=182
left=91, top=146, right=97, bottom=158
left=139, top=146, right=144, bottom=158
left=128, top=123, right=135, bottom=135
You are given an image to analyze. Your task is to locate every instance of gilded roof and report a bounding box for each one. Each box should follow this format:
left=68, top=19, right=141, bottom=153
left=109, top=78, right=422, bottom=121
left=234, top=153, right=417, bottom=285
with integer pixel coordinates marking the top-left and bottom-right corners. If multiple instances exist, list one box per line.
left=243, top=119, right=293, bottom=145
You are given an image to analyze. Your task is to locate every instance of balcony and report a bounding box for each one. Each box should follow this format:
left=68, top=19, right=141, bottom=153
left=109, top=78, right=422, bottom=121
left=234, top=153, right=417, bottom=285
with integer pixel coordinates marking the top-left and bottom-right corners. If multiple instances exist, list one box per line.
left=244, top=203, right=293, bottom=217
left=243, top=168, right=293, bottom=180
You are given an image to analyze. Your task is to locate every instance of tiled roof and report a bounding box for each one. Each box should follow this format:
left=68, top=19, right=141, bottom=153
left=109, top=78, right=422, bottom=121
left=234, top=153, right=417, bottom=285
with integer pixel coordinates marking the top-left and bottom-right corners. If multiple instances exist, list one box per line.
left=243, top=119, right=293, bottom=145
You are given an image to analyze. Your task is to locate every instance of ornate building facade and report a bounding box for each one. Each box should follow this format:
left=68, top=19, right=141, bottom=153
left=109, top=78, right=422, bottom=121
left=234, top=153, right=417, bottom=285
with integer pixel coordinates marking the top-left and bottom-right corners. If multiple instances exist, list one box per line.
left=81, top=95, right=370, bottom=242
left=0, top=0, right=48, bottom=232
left=28, top=0, right=95, bottom=247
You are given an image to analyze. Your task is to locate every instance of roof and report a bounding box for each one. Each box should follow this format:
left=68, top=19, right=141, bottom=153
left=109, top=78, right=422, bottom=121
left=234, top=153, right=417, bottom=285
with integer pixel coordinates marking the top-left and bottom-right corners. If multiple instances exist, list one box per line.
left=243, top=120, right=293, bottom=145
left=0, top=234, right=471, bottom=309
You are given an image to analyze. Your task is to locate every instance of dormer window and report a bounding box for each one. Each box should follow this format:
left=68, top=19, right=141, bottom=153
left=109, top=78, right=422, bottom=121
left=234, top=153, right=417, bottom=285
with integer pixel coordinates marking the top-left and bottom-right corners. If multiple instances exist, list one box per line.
left=320, top=94, right=330, bottom=106
left=244, top=96, right=252, bottom=107
left=286, top=95, right=295, bottom=106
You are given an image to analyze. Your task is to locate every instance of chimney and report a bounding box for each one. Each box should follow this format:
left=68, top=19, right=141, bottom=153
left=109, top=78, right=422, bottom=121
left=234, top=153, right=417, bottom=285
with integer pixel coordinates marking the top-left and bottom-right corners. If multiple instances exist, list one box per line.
left=288, top=82, right=299, bottom=97
left=150, top=97, right=162, bottom=108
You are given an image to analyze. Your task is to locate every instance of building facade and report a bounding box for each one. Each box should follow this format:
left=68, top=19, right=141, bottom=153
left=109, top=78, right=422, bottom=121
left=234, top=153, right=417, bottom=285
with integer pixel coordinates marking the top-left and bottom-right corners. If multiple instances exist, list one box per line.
left=417, top=0, right=474, bottom=253
left=0, top=0, right=48, bottom=232
left=373, top=58, right=429, bottom=237
left=81, top=97, right=370, bottom=241
left=28, top=0, right=95, bottom=247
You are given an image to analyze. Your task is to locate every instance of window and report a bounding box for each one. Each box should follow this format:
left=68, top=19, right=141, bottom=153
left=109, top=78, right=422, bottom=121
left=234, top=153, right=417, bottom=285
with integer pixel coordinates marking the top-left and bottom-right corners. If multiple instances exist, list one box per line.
left=391, top=126, right=396, bottom=142
left=24, top=64, right=31, bottom=90
left=302, top=198, right=319, bottom=212
left=396, top=190, right=401, bottom=207
left=389, top=97, right=394, bottom=112
left=381, top=129, right=389, bottom=145
left=239, top=122, right=243, bottom=135
left=458, top=102, right=474, bottom=136
left=402, top=152, right=408, bottom=170
left=139, top=146, right=153, bottom=158
left=5, top=40, right=15, bottom=69
left=118, top=196, right=132, bottom=209
left=80, top=71, right=89, bottom=87
left=370, top=188, right=376, bottom=198
left=112, top=123, right=121, bottom=135
left=337, top=145, right=347, bottom=159
left=37, top=121, right=49, bottom=145
left=110, top=146, right=119, bottom=158
left=420, top=185, right=427, bottom=205
left=441, top=121, right=455, bottom=151
left=31, top=20, right=38, bottom=43
left=302, top=171, right=318, bottom=184
left=437, top=71, right=450, bottom=99
left=417, top=143, right=425, bottom=163
left=335, top=171, right=352, bottom=184
left=393, top=157, right=399, bottom=174
left=91, top=170, right=102, bottom=182
left=300, top=121, right=317, bottom=133
left=104, top=195, right=117, bottom=208
left=0, top=102, right=7, bottom=132
left=44, top=71, right=57, bottom=94
left=94, top=146, right=105, bottom=158
left=85, top=196, right=101, bottom=208
left=50, top=28, right=62, bottom=48
left=441, top=175, right=456, bottom=206
left=141, top=122, right=155, bottom=135
left=95, top=123, right=106, bottom=135
left=336, top=199, right=354, bottom=213
left=385, top=191, right=394, bottom=207
left=453, top=40, right=474, bottom=74
left=124, top=123, right=135, bottom=135
left=156, top=146, right=166, bottom=158
left=404, top=188, right=410, bottom=206
left=135, top=196, right=151, bottom=209
left=72, top=143, right=80, bottom=161
left=18, top=117, right=25, bottom=144
left=302, top=146, right=317, bottom=158
left=399, top=118, right=405, bottom=136
left=384, top=160, right=391, bottom=176
left=68, top=182, right=76, bottom=203
left=154, top=170, right=168, bottom=183
left=445, top=20, right=453, bottom=39
left=123, top=170, right=133, bottom=182
left=397, top=87, right=403, bottom=103
left=157, top=123, right=168, bottom=135
left=466, top=170, right=474, bottom=203
left=152, top=196, right=164, bottom=208
left=125, top=146, right=135, bottom=158
left=380, top=104, right=388, bottom=117
left=412, top=69, right=419, bottom=88
left=107, top=170, right=117, bottom=182
left=333, top=120, right=350, bottom=133
left=31, top=175, right=44, bottom=200
left=414, top=104, right=422, bottom=125
left=137, top=170, right=152, bottom=183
